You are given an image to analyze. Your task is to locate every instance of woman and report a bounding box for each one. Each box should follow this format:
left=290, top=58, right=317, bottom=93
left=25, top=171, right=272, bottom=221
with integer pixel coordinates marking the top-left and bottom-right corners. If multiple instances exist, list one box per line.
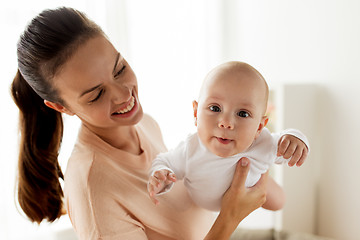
left=11, top=7, right=267, bottom=240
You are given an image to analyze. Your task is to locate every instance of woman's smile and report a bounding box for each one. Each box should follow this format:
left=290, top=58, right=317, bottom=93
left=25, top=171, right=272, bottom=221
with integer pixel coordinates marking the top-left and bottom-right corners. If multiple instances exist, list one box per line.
left=111, top=94, right=139, bottom=118
left=113, top=96, right=135, bottom=114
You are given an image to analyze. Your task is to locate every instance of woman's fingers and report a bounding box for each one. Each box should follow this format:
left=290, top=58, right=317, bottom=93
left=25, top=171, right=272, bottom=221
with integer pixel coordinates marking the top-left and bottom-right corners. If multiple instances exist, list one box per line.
left=253, top=170, right=269, bottom=191
left=220, top=157, right=267, bottom=224
left=248, top=171, right=268, bottom=208
left=230, top=157, right=250, bottom=190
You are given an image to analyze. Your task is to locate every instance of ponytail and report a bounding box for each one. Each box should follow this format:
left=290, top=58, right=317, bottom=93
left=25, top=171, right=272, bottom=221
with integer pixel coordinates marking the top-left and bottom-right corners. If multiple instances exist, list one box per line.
left=11, top=70, right=64, bottom=223
left=12, top=7, right=103, bottom=223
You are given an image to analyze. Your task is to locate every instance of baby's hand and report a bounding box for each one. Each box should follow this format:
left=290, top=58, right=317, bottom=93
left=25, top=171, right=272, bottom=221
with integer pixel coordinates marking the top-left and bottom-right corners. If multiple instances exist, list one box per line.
left=277, top=135, right=308, bottom=167
left=147, top=169, right=177, bottom=205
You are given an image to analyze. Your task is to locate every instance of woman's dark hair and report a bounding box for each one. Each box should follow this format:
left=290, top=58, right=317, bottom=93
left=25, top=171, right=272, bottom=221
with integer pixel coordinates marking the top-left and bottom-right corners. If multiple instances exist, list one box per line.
left=10, top=7, right=103, bottom=223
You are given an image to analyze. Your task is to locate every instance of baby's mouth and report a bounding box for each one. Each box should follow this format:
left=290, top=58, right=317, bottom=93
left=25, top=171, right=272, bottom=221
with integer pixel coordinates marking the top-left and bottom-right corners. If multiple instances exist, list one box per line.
left=216, top=137, right=233, bottom=145
left=112, top=96, right=135, bottom=115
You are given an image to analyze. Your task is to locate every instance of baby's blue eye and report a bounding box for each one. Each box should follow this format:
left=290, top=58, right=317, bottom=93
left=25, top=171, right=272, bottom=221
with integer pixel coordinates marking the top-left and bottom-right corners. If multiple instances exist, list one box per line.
left=237, top=111, right=250, bottom=118
left=209, top=105, right=221, bottom=112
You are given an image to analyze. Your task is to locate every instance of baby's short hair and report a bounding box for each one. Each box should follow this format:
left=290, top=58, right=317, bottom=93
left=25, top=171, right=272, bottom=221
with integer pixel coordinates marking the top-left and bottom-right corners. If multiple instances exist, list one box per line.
left=200, top=61, right=269, bottom=114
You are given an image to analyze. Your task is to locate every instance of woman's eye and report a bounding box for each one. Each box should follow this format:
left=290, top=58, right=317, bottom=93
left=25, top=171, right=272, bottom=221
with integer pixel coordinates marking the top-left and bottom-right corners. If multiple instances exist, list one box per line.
left=237, top=111, right=250, bottom=118
left=89, top=89, right=104, bottom=103
left=114, top=65, right=126, bottom=78
left=209, top=105, right=221, bottom=112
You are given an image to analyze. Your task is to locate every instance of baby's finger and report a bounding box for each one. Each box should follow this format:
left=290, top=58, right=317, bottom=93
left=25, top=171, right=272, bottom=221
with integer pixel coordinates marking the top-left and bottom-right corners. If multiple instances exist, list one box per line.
left=154, top=171, right=167, bottom=181
left=148, top=183, right=160, bottom=205
left=167, top=173, right=177, bottom=182
left=283, top=142, right=297, bottom=159
left=149, top=192, right=159, bottom=205
left=277, top=137, right=290, bottom=156
left=147, top=182, right=154, bottom=194
left=149, top=176, right=161, bottom=188
left=296, top=148, right=308, bottom=167
left=163, top=172, right=176, bottom=186
left=287, top=147, right=302, bottom=167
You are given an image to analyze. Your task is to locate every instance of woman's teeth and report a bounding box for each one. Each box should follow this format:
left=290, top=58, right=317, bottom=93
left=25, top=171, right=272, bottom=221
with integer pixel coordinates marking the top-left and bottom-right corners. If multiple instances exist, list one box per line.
left=115, top=96, right=135, bottom=114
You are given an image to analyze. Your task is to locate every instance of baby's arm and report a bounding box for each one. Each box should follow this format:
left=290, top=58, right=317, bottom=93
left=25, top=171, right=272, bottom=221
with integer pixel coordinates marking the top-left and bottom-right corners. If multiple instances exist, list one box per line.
left=261, top=177, right=285, bottom=211
left=147, top=138, right=188, bottom=204
left=277, top=134, right=308, bottom=166
left=261, top=129, right=309, bottom=210
left=148, top=169, right=177, bottom=205
left=148, top=155, right=179, bottom=205
left=275, top=129, right=310, bottom=167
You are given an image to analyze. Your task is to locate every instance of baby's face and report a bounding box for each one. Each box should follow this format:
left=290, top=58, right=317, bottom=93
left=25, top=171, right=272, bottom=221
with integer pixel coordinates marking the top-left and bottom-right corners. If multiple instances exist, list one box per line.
left=194, top=67, right=268, bottom=157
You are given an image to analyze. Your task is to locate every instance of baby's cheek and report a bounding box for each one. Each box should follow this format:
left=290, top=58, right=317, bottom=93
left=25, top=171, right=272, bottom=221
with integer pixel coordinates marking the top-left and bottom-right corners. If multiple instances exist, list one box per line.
left=236, top=138, right=254, bottom=153
left=196, top=125, right=209, bottom=140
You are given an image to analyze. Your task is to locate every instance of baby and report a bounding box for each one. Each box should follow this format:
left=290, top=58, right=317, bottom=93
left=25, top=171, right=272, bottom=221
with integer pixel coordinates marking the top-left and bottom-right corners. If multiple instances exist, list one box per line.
left=148, top=61, right=309, bottom=211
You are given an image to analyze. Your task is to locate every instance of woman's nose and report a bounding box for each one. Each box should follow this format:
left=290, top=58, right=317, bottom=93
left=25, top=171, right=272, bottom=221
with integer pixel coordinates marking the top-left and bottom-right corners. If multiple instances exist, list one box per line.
left=111, top=85, right=131, bottom=104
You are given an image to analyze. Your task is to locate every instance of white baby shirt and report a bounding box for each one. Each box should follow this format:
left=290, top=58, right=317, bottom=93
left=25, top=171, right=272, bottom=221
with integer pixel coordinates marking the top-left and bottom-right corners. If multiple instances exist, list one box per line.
left=149, top=128, right=309, bottom=212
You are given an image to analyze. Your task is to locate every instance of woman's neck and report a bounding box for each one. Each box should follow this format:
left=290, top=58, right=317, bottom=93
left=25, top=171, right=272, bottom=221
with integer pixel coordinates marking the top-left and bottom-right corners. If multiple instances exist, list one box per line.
left=84, top=124, right=142, bottom=155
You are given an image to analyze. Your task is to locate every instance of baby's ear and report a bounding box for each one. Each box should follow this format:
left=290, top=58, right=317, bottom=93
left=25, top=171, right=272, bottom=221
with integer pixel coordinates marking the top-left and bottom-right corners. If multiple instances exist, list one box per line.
left=192, top=100, right=198, bottom=126
left=255, top=116, right=268, bottom=139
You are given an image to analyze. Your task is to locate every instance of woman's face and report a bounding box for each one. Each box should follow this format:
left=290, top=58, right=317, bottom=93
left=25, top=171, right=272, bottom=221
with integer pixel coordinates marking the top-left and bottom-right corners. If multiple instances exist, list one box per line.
left=52, top=35, right=143, bottom=131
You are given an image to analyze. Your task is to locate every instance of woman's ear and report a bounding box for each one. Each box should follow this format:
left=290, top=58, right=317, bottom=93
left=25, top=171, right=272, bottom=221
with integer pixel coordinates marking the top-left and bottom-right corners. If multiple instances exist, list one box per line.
left=44, top=100, right=75, bottom=116
left=255, top=116, right=269, bottom=139
left=192, top=100, right=198, bottom=126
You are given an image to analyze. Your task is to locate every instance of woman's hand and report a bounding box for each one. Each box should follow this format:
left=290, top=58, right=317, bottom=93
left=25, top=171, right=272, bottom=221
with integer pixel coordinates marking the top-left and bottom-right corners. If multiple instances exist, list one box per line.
left=221, top=157, right=268, bottom=220
left=204, top=157, right=268, bottom=240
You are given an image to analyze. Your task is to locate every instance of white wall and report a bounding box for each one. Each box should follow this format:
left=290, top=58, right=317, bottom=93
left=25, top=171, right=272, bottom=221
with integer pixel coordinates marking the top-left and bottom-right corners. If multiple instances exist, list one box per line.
left=125, top=0, right=224, bottom=149
left=221, top=1, right=360, bottom=239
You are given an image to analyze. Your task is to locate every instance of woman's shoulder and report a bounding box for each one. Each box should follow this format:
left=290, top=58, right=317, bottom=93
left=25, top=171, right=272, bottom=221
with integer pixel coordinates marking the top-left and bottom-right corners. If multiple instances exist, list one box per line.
left=138, top=113, right=160, bottom=131
left=64, top=141, right=96, bottom=188
left=64, top=141, right=119, bottom=208
left=137, top=113, right=168, bottom=154
left=64, top=145, right=131, bottom=239
left=137, top=113, right=163, bottom=139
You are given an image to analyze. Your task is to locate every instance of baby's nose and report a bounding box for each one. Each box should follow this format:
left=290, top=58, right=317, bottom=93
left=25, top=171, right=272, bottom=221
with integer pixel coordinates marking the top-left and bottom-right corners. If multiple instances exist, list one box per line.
left=218, top=119, right=234, bottom=129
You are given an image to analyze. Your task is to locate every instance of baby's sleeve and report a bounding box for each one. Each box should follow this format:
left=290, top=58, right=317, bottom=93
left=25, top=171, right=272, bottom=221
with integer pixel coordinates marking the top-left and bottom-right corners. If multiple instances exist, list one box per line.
left=149, top=138, right=188, bottom=189
left=149, top=139, right=187, bottom=195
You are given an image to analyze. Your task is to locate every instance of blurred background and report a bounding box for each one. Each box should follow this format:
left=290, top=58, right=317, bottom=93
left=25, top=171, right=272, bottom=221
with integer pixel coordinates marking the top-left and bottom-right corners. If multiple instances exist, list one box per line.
left=1, top=0, right=359, bottom=240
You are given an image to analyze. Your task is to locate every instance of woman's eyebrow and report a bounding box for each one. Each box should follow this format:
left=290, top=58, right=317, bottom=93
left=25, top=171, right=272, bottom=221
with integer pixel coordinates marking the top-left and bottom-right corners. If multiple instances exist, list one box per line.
left=79, top=53, right=120, bottom=98
left=112, top=52, right=120, bottom=75
left=79, top=84, right=102, bottom=98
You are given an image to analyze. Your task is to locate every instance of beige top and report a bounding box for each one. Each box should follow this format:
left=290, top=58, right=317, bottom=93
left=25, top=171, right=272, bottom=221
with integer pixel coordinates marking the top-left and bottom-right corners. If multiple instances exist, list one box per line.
left=64, top=114, right=215, bottom=240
